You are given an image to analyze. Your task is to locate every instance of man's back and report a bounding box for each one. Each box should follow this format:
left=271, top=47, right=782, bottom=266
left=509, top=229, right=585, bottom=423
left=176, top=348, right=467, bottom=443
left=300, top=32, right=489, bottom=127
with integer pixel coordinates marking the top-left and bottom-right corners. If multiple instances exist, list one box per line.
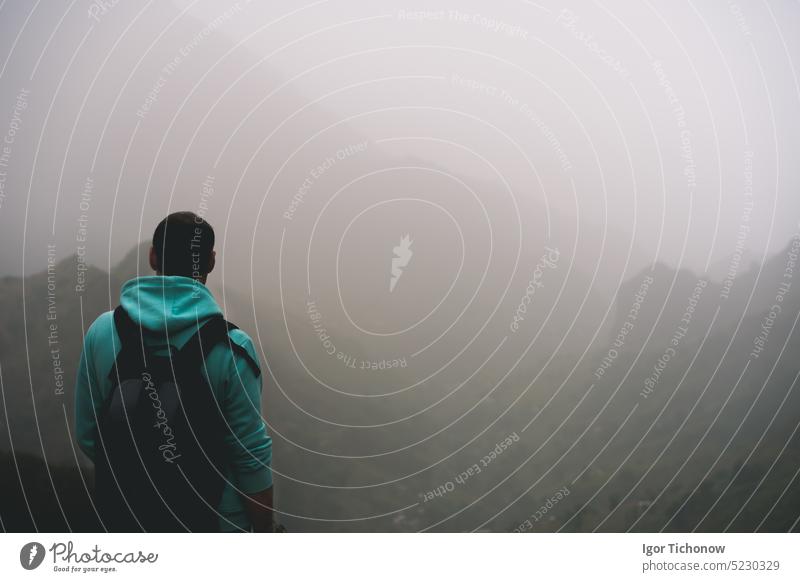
left=74, top=275, right=273, bottom=532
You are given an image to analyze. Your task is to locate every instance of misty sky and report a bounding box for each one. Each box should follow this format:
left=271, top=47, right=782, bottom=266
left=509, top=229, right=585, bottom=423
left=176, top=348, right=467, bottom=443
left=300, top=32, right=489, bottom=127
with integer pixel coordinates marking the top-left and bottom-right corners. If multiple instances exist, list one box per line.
left=0, top=0, right=798, bottom=279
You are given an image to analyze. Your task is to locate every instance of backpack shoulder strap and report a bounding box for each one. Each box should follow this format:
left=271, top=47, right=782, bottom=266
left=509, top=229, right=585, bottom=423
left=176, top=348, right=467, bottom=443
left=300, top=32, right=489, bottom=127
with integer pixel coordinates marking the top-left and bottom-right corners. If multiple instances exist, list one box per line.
left=180, top=317, right=261, bottom=378
left=223, top=322, right=261, bottom=377
left=109, top=305, right=148, bottom=379
left=112, top=305, right=138, bottom=346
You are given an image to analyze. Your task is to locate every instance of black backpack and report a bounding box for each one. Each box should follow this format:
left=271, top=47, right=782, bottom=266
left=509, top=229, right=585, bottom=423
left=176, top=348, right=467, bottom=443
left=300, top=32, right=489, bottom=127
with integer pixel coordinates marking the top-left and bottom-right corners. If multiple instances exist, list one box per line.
left=94, top=306, right=260, bottom=532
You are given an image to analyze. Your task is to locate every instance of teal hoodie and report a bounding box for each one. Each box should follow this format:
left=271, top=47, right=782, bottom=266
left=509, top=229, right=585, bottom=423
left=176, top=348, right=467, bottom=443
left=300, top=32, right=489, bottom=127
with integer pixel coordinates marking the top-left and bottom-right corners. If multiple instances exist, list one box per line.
left=74, top=276, right=272, bottom=532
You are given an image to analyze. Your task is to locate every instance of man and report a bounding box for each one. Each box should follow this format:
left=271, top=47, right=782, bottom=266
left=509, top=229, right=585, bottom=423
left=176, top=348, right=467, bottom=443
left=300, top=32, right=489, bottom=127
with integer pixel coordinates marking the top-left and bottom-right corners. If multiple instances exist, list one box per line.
left=75, top=211, right=274, bottom=532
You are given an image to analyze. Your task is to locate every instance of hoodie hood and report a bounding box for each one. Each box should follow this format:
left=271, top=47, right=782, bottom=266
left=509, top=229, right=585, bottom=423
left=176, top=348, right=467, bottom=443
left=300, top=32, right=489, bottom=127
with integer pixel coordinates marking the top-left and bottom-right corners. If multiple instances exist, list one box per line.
left=119, top=276, right=223, bottom=339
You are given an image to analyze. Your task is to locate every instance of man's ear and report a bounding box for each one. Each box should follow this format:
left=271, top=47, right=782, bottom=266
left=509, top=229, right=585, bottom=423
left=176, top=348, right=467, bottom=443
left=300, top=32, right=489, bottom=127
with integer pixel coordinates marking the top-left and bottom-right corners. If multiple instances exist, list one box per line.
left=148, top=246, right=159, bottom=273
left=206, top=250, right=216, bottom=276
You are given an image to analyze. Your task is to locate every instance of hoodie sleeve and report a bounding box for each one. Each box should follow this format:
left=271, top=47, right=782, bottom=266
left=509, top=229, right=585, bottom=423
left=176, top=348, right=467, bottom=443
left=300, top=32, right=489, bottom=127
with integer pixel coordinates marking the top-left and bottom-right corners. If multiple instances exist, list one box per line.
left=74, top=313, right=110, bottom=463
left=218, top=330, right=273, bottom=493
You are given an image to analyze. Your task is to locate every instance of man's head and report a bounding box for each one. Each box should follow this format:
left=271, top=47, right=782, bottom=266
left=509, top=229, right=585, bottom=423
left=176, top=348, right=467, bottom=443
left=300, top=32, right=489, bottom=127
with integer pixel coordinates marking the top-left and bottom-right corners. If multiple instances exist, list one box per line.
left=149, top=211, right=215, bottom=283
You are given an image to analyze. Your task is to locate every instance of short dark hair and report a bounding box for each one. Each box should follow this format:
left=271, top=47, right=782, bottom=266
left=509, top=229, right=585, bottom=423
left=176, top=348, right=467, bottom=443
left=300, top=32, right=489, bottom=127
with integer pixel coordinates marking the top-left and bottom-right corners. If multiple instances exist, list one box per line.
left=152, top=211, right=215, bottom=278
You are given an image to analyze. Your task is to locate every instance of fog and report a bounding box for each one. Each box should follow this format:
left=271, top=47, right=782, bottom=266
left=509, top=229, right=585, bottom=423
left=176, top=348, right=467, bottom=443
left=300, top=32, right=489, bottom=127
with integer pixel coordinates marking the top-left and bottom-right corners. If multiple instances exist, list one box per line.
left=0, top=0, right=799, bottom=532
left=1, top=0, right=799, bottom=276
